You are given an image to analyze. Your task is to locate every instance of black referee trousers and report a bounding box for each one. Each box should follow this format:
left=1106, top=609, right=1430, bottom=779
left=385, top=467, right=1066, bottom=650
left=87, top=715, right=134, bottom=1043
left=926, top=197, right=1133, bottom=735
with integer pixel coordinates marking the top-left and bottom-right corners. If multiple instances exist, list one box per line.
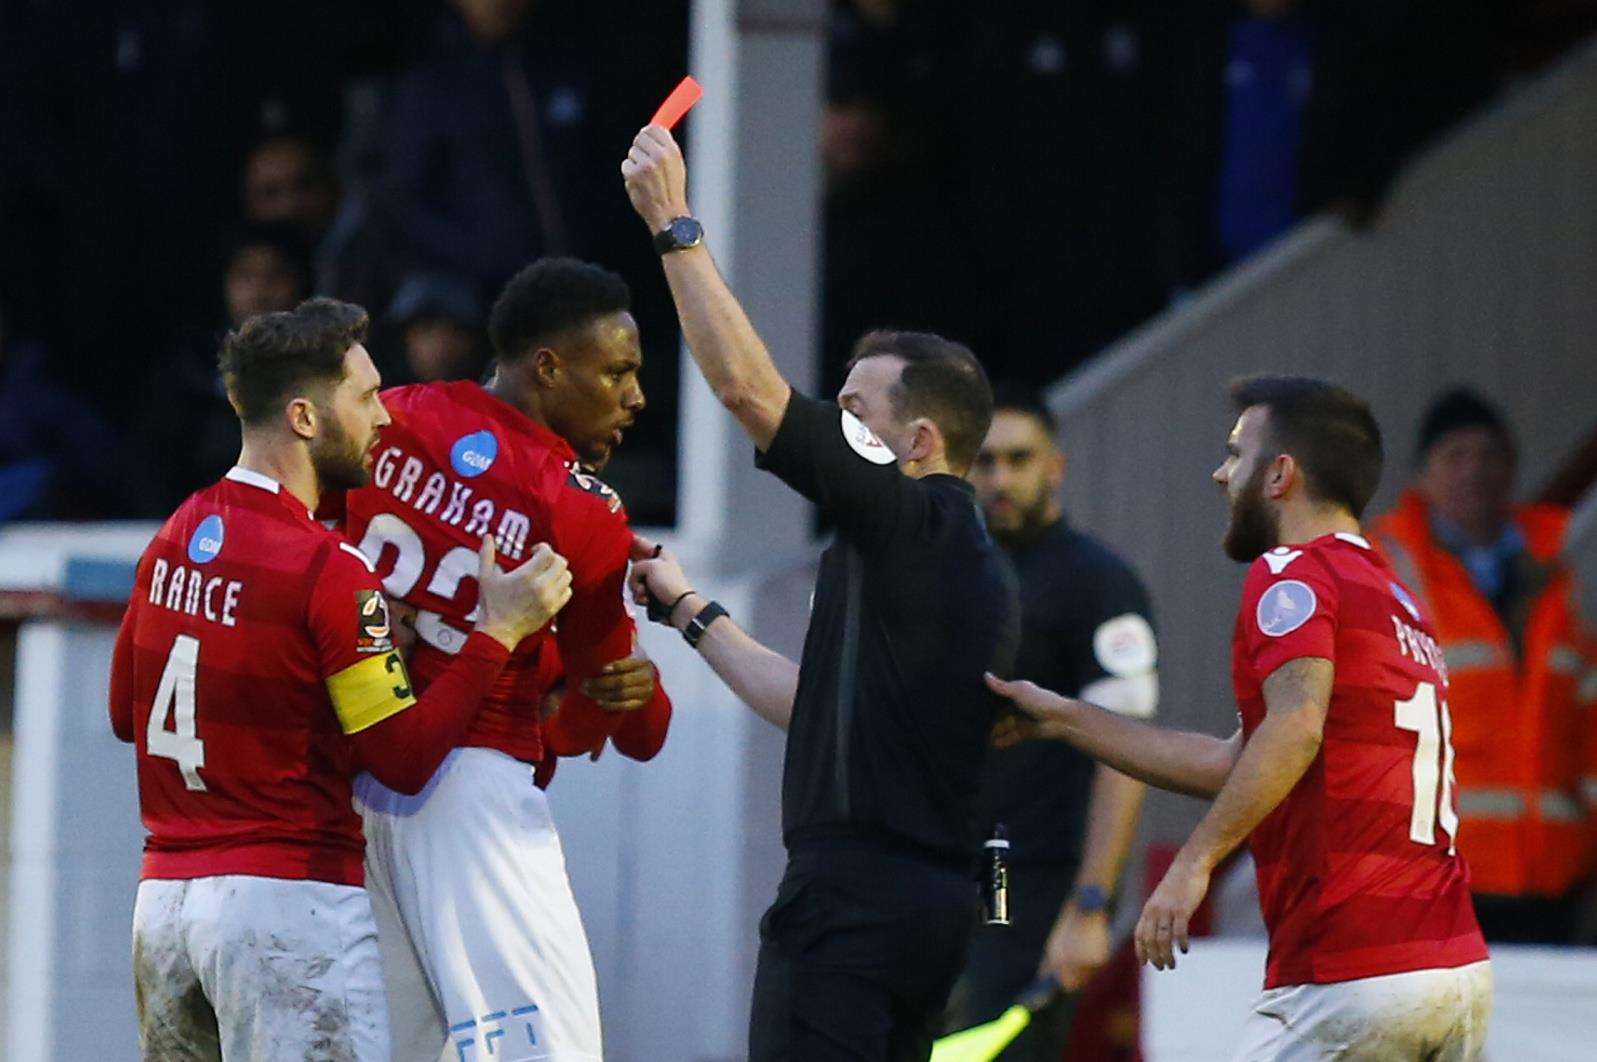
left=749, top=839, right=978, bottom=1062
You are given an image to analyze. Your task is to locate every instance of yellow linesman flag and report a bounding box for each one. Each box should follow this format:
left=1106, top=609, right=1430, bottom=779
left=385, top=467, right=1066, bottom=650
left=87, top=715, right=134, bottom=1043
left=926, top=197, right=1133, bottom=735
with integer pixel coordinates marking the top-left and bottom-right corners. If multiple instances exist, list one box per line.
left=929, top=1004, right=1032, bottom=1062
left=930, top=976, right=1059, bottom=1062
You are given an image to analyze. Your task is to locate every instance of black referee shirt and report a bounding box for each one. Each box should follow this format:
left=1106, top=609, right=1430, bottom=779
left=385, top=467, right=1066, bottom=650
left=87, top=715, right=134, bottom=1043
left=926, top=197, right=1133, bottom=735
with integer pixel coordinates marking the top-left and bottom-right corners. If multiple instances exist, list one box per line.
left=975, top=518, right=1156, bottom=865
left=756, top=392, right=1021, bottom=866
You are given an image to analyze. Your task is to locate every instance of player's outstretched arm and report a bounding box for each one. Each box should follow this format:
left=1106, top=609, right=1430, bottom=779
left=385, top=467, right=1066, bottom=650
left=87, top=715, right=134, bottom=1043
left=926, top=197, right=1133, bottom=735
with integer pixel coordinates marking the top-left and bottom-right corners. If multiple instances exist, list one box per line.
left=986, top=674, right=1241, bottom=799
left=1133, top=657, right=1331, bottom=970
left=629, top=535, right=798, bottom=730
left=621, top=125, right=790, bottom=451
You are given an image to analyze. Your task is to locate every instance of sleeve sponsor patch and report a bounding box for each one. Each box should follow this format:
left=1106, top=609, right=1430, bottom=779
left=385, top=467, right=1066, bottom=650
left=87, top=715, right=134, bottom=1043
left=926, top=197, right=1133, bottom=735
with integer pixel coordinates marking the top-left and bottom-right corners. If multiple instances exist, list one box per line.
left=1255, top=580, right=1317, bottom=638
left=326, top=651, right=416, bottom=734
left=566, top=464, right=623, bottom=513
left=355, top=589, right=395, bottom=654
left=1092, top=613, right=1158, bottom=677
left=840, top=410, right=896, bottom=465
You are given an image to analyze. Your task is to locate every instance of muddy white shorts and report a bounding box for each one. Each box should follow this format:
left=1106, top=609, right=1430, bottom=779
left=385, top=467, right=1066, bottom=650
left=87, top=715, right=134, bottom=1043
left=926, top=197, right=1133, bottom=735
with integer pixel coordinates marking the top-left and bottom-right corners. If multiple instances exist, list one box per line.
left=355, top=747, right=603, bottom=1062
left=1234, top=960, right=1493, bottom=1061
left=131, top=874, right=389, bottom=1061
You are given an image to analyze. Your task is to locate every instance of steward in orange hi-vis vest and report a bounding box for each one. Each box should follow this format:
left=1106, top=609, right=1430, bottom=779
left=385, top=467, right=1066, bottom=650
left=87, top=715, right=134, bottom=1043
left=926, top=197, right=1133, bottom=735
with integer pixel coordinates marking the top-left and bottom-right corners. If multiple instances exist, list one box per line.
left=1374, top=489, right=1597, bottom=901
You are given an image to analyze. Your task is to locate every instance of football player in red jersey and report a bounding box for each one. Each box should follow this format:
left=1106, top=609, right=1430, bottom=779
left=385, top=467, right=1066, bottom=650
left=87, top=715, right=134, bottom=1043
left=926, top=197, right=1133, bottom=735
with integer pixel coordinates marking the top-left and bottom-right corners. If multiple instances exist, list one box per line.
left=109, top=298, right=574, bottom=1060
left=987, top=376, right=1492, bottom=1059
left=339, top=258, right=672, bottom=1060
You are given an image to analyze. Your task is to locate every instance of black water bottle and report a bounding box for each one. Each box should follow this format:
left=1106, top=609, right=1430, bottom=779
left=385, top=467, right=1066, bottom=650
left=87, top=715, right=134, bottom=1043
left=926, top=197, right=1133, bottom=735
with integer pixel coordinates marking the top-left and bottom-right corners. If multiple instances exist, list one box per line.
left=982, top=824, right=1011, bottom=926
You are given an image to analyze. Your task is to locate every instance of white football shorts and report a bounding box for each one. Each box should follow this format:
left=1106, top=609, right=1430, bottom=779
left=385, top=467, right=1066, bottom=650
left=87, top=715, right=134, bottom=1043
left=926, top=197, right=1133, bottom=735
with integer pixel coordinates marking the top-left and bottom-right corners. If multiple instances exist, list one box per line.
left=1234, top=959, right=1493, bottom=1061
left=355, top=747, right=603, bottom=1062
left=132, top=874, right=389, bottom=1060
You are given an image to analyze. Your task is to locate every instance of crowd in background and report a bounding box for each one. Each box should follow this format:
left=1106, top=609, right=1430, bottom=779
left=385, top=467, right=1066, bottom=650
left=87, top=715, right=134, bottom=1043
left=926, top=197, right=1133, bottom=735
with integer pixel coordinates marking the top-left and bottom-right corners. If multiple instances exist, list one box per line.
left=2, top=0, right=1595, bottom=527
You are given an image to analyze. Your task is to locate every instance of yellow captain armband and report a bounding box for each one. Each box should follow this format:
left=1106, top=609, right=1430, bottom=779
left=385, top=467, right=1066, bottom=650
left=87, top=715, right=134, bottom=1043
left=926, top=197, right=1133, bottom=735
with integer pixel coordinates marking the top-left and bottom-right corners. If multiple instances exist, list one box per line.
left=326, top=651, right=417, bottom=734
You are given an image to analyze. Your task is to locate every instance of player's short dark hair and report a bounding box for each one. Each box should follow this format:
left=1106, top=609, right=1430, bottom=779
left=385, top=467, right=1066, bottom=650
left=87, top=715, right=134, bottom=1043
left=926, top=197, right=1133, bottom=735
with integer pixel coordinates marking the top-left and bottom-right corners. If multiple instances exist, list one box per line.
left=846, top=330, right=994, bottom=472
left=1230, top=375, right=1384, bottom=518
left=990, top=381, right=1058, bottom=437
left=219, top=297, right=369, bottom=425
left=488, top=257, right=632, bottom=361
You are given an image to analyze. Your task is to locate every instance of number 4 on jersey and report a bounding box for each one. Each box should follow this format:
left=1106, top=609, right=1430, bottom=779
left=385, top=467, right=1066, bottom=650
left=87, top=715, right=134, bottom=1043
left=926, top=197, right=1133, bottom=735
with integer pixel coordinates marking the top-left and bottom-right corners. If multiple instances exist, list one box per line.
left=147, top=634, right=207, bottom=791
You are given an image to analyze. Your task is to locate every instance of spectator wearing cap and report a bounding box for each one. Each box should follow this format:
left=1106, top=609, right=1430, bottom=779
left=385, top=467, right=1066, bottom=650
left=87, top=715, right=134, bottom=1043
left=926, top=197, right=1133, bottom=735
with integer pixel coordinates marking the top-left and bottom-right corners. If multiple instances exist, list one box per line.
left=1372, top=389, right=1597, bottom=943
left=386, top=272, right=486, bottom=383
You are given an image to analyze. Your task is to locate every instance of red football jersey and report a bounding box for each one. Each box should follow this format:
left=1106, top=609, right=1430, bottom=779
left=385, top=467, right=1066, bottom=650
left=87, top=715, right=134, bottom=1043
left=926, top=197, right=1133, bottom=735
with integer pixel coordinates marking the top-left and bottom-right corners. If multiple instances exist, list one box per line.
left=342, top=381, right=640, bottom=763
left=111, top=468, right=421, bottom=886
left=1232, top=531, right=1488, bottom=988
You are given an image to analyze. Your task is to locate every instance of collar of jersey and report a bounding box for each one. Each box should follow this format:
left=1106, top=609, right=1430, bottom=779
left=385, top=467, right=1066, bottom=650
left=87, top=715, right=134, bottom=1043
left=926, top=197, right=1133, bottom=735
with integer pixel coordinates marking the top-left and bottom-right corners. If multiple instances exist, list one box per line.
left=1276, top=530, right=1373, bottom=552
left=224, top=466, right=316, bottom=521
left=440, top=380, right=576, bottom=463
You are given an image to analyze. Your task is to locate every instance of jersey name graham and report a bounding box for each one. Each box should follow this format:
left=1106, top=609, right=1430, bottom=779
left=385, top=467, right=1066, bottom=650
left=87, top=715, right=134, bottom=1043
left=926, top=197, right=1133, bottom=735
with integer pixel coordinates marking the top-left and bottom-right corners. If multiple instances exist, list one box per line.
left=371, top=443, right=534, bottom=561
left=342, top=381, right=642, bottom=766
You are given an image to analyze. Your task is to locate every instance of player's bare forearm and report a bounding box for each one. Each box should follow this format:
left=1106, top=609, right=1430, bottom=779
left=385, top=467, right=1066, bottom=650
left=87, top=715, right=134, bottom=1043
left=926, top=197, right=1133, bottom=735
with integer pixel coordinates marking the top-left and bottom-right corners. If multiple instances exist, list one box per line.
left=622, top=124, right=790, bottom=448
left=1173, top=658, right=1331, bottom=872
left=679, top=596, right=797, bottom=730
left=658, top=245, right=791, bottom=450
left=1075, top=765, right=1146, bottom=894
left=987, top=674, right=1241, bottom=797
left=1051, top=704, right=1237, bottom=798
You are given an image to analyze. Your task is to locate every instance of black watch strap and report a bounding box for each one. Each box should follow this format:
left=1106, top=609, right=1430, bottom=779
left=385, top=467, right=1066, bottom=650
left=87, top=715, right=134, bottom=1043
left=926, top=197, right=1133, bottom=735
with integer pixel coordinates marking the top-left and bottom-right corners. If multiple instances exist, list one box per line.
left=682, top=600, right=728, bottom=648
left=653, top=216, right=704, bottom=255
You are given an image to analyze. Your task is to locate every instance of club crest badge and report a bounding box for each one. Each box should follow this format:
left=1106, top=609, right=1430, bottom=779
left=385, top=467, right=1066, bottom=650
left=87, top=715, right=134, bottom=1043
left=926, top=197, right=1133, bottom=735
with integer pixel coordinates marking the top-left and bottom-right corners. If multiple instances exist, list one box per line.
left=1256, top=580, right=1317, bottom=638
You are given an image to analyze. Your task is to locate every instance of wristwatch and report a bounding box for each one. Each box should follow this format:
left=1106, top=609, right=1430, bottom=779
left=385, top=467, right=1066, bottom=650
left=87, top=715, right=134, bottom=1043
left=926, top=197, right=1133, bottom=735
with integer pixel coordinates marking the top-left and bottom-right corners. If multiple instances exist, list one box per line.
left=1074, top=884, right=1110, bottom=914
left=653, top=216, right=704, bottom=255
left=682, top=600, right=728, bottom=648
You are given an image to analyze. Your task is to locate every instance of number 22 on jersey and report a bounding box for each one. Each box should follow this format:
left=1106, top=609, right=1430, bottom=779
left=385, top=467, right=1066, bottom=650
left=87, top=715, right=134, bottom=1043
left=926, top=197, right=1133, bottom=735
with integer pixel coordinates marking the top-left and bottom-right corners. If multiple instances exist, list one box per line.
left=1394, top=681, right=1458, bottom=852
left=147, top=634, right=207, bottom=791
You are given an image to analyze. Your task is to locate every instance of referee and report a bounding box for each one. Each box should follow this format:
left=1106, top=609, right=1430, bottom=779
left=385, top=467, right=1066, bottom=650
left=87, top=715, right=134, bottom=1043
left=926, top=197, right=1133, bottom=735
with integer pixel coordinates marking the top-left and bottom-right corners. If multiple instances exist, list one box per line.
left=623, top=125, right=1021, bottom=1059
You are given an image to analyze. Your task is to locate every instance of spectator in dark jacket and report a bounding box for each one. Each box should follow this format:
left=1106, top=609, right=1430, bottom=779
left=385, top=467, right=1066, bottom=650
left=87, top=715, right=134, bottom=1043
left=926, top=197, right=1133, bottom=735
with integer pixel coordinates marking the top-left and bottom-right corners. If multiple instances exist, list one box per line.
left=137, top=223, right=312, bottom=510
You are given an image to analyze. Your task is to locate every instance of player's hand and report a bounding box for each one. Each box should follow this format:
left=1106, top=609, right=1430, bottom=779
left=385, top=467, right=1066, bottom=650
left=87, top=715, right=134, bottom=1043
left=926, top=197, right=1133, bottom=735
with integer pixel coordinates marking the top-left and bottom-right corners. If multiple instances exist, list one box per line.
left=581, top=650, right=657, bottom=712
left=621, top=124, right=691, bottom=233
left=984, top=673, right=1074, bottom=743
left=475, top=539, right=573, bottom=652
left=1040, top=902, right=1113, bottom=991
left=628, top=534, right=696, bottom=620
left=1134, top=856, right=1211, bottom=971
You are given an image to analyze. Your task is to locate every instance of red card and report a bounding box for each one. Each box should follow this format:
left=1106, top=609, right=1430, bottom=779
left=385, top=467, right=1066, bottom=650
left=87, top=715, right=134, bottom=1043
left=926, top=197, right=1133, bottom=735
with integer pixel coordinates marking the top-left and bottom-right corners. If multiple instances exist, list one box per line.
left=650, top=76, right=703, bottom=129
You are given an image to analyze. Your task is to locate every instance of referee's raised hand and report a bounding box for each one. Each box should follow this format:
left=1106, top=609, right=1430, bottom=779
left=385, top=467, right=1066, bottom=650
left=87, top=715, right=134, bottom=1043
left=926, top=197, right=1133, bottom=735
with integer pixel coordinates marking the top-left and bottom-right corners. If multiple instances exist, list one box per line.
left=621, top=124, right=691, bottom=232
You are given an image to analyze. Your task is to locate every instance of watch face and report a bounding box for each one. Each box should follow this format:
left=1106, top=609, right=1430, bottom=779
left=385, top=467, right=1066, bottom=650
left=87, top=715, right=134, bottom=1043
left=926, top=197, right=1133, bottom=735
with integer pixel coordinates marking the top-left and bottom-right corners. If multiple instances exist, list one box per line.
left=670, top=217, right=703, bottom=245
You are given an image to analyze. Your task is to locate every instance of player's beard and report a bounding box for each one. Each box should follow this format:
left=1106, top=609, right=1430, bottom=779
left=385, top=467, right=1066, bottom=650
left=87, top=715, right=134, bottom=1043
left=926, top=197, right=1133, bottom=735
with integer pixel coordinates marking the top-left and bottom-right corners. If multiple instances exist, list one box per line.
left=311, top=417, right=373, bottom=492
left=1223, top=462, right=1280, bottom=562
